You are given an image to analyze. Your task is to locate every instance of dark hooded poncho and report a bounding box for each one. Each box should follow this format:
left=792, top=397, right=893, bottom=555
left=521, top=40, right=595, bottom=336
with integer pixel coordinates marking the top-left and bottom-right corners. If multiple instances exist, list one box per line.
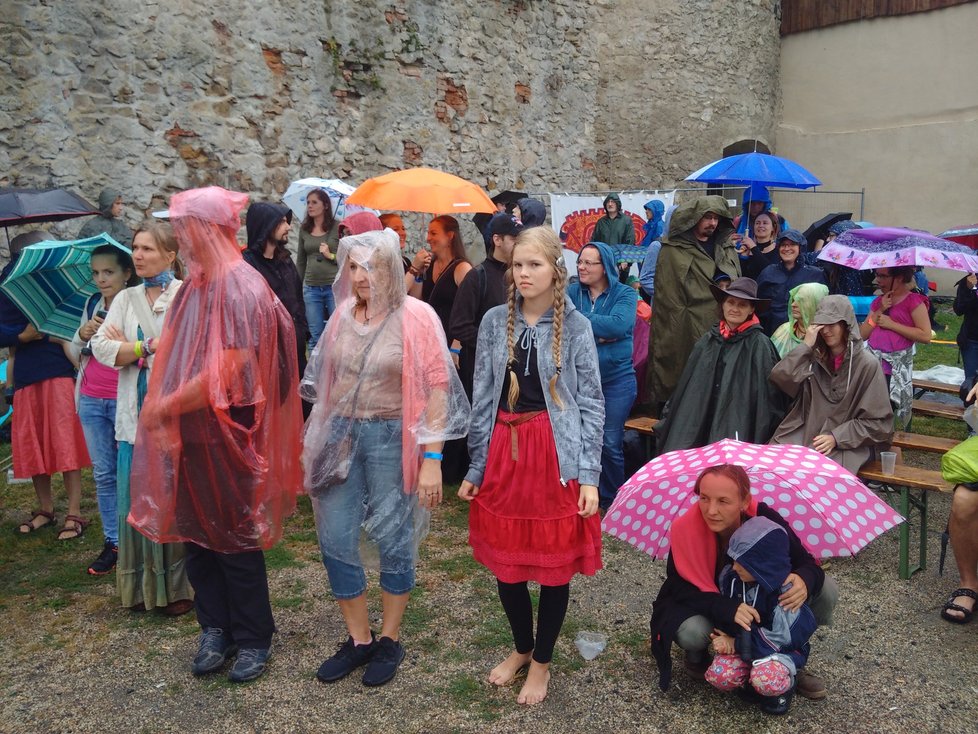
left=646, top=196, right=741, bottom=405
left=592, top=193, right=635, bottom=247
left=77, top=188, right=133, bottom=246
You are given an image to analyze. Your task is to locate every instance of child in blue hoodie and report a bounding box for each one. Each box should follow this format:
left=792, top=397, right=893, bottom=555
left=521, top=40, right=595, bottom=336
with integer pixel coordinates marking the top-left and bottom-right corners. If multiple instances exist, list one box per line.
left=705, top=516, right=817, bottom=715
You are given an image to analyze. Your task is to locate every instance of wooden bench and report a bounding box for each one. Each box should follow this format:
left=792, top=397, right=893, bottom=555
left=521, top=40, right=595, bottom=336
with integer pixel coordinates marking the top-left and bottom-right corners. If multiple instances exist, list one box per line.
left=912, top=378, right=959, bottom=399
left=858, top=460, right=952, bottom=579
left=890, top=431, right=960, bottom=455
left=912, top=399, right=964, bottom=421
left=624, top=416, right=659, bottom=460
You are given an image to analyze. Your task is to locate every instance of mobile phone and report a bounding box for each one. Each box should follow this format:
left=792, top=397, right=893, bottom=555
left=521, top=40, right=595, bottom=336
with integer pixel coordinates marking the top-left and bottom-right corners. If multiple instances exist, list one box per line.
left=96, top=309, right=108, bottom=319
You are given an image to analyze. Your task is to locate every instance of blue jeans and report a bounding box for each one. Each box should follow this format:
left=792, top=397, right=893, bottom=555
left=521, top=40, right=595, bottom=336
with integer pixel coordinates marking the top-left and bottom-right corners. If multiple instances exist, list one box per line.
left=599, top=372, right=637, bottom=509
left=304, top=284, right=336, bottom=350
left=78, top=395, right=119, bottom=544
left=312, top=419, right=416, bottom=599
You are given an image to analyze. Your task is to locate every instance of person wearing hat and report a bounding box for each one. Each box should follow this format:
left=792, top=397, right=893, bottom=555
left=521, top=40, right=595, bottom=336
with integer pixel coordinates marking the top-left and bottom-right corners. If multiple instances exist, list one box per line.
left=653, top=277, right=785, bottom=454
left=450, top=212, right=523, bottom=400
left=771, top=295, right=893, bottom=474
left=568, top=241, right=638, bottom=510
left=756, top=229, right=827, bottom=336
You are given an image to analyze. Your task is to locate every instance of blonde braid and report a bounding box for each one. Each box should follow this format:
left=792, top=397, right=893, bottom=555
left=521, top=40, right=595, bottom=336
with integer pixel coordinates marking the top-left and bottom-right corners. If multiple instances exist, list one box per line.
left=549, top=257, right=567, bottom=408
left=505, top=279, right=521, bottom=411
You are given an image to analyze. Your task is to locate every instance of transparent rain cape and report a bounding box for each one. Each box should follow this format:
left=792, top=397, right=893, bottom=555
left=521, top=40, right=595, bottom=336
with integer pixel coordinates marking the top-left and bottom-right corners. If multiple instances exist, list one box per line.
left=301, top=229, right=470, bottom=570
left=129, top=188, right=304, bottom=552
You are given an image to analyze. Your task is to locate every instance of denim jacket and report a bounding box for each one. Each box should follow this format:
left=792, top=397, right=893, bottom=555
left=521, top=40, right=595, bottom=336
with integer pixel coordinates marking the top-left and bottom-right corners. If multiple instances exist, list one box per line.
left=465, top=295, right=605, bottom=487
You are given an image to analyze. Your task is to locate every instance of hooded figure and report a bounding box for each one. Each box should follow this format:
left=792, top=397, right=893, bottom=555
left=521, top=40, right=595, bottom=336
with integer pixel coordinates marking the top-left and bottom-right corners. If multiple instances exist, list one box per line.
left=647, top=196, right=741, bottom=406
left=567, top=241, right=638, bottom=508
left=756, top=229, right=827, bottom=335
left=638, top=199, right=666, bottom=249
left=770, top=295, right=893, bottom=473
left=592, top=193, right=635, bottom=248
left=770, top=282, right=829, bottom=358
left=715, top=517, right=817, bottom=683
left=243, top=202, right=308, bottom=374
left=130, top=187, right=304, bottom=552
left=515, top=197, right=547, bottom=229
left=735, top=184, right=789, bottom=239
left=654, top=277, right=784, bottom=453
left=77, top=188, right=133, bottom=246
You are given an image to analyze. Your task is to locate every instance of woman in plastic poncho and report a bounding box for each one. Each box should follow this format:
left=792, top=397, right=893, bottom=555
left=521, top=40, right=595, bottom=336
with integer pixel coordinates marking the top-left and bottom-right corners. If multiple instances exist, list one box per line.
left=303, top=228, right=469, bottom=688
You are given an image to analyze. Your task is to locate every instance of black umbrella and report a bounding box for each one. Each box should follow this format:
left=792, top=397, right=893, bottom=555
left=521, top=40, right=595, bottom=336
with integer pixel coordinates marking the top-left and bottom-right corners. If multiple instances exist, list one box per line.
left=803, top=211, right=853, bottom=246
left=0, top=187, right=100, bottom=248
left=473, top=190, right=528, bottom=235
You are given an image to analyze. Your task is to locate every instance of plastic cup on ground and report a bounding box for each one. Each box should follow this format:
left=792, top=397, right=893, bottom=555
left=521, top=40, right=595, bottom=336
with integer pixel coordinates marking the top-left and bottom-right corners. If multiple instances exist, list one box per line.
left=880, top=451, right=897, bottom=475
left=574, top=631, right=608, bottom=661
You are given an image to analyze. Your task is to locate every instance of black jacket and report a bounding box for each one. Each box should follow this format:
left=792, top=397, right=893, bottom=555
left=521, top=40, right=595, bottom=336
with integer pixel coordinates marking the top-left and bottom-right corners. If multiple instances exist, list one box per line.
left=954, top=277, right=978, bottom=346
left=449, top=256, right=508, bottom=397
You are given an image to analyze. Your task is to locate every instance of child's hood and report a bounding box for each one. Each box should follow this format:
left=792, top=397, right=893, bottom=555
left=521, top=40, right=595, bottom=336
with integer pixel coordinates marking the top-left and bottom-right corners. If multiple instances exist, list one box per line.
left=727, top=516, right=791, bottom=594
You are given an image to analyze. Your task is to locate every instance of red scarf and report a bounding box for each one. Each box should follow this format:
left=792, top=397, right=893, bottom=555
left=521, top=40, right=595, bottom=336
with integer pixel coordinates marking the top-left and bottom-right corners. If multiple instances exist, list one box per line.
left=671, top=499, right=758, bottom=593
left=718, top=314, right=760, bottom=340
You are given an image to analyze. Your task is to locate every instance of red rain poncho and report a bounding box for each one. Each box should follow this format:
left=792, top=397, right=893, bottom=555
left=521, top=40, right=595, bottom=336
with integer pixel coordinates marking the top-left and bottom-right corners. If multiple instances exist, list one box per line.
left=129, top=187, right=303, bottom=552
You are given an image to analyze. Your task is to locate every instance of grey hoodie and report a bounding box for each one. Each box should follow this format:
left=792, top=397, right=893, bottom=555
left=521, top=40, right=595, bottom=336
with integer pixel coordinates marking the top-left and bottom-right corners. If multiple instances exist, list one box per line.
left=466, top=295, right=605, bottom=487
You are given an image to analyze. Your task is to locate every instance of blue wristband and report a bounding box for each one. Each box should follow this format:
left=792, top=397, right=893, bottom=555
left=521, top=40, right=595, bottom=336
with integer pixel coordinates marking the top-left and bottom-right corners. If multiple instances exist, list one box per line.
left=423, top=451, right=444, bottom=461
left=414, top=275, right=424, bottom=283
left=449, top=347, right=461, bottom=354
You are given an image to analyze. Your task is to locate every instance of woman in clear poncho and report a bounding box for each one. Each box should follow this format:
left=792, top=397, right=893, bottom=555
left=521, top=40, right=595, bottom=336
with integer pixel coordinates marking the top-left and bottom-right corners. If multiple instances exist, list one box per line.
left=302, top=228, right=469, bottom=688
left=770, top=282, right=829, bottom=359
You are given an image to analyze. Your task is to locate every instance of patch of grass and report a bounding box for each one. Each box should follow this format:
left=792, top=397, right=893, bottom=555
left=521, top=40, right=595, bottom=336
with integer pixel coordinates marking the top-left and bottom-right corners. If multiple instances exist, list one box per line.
left=439, top=673, right=504, bottom=722
left=429, top=551, right=482, bottom=581
left=471, top=610, right=513, bottom=651
left=264, top=543, right=301, bottom=570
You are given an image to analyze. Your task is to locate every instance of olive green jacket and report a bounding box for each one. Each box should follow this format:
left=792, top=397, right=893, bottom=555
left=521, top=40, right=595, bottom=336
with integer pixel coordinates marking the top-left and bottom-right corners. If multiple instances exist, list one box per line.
left=647, top=196, right=740, bottom=405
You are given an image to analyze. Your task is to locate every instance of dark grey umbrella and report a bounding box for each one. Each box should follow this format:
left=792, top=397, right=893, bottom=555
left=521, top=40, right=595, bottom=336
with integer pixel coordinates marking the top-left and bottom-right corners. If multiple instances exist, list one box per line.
left=0, top=187, right=100, bottom=247
left=803, top=212, right=853, bottom=245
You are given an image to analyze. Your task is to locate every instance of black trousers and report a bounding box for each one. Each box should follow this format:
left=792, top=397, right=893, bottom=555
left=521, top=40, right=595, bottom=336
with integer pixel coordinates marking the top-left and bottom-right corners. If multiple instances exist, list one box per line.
left=497, top=580, right=570, bottom=664
left=185, top=543, right=275, bottom=649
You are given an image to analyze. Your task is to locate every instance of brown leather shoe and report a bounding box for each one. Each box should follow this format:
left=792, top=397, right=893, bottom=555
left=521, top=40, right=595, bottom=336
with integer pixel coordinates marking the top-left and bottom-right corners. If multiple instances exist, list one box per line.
left=163, top=599, right=195, bottom=616
left=796, top=669, right=827, bottom=700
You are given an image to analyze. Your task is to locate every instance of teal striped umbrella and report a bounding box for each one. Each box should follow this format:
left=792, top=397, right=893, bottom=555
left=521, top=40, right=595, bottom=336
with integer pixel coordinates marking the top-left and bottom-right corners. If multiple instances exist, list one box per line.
left=0, top=234, right=130, bottom=340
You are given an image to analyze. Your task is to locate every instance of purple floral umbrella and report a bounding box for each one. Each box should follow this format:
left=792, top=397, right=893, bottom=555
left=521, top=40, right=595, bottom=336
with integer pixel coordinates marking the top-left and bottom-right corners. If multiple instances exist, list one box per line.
left=817, top=226, right=978, bottom=272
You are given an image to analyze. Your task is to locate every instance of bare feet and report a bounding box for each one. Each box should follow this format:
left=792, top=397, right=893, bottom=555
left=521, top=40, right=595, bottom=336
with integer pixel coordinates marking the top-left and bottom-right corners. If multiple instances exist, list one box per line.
left=488, top=651, right=531, bottom=686
left=517, top=660, right=550, bottom=705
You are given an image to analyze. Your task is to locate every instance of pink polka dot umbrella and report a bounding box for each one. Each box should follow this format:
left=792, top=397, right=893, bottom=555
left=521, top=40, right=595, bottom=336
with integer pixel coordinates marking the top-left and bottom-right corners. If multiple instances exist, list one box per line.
left=601, top=439, right=904, bottom=561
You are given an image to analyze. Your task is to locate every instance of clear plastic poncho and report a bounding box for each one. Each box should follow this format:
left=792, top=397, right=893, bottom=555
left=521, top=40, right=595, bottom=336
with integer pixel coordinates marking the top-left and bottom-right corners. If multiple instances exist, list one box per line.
left=129, top=187, right=304, bottom=552
left=301, top=228, right=470, bottom=570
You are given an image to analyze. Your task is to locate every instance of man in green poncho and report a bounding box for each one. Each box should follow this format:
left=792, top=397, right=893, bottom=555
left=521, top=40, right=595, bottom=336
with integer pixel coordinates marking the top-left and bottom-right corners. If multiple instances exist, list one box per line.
left=646, top=196, right=740, bottom=410
left=77, top=188, right=133, bottom=246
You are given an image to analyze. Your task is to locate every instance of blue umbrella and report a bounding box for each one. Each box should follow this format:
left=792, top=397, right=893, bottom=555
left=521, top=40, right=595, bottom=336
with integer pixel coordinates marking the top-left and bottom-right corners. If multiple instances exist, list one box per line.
left=0, top=233, right=130, bottom=340
left=686, top=152, right=821, bottom=189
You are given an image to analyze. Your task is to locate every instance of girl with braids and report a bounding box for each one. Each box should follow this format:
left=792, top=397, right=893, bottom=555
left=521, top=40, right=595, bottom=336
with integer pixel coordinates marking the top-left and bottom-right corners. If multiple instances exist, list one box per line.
left=459, top=226, right=604, bottom=706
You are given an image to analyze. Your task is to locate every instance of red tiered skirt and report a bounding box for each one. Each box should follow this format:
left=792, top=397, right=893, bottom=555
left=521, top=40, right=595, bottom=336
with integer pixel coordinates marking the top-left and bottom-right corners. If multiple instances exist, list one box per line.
left=12, top=377, right=90, bottom=478
left=468, top=410, right=602, bottom=585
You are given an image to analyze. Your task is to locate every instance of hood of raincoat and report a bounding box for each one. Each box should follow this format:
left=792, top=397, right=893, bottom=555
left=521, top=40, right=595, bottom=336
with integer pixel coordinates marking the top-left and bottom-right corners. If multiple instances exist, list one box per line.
left=812, top=294, right=862, bottom=344
left=581, top=241, right=620, bottom=287
left=727, top=516, right=791, bottom=594
left=98, top=188, right=122, bottom=218
left=643, top=200, right=666, bottom=242
left=666, top=196, right=734, bottom=241
left=603, top=193, right=624, bottom=216
left=340, top=211, right=383, bottom=236
left=787, top=282, right=829, bottom=334
left=516, top=197, right=547, bottom=228
left=245, top=202, right=292, bottom=255
left=737, top=184, right=773, bottom=235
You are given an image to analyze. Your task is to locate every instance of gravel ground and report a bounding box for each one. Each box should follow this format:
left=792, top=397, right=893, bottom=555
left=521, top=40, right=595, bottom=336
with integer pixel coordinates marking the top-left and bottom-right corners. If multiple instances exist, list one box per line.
left=1, top=472, right=974, bottom=734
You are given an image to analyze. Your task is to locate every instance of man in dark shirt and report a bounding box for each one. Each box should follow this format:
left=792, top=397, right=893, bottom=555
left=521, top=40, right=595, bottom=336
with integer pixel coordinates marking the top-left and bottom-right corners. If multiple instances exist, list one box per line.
left=450, top=213, right=523, bottom=398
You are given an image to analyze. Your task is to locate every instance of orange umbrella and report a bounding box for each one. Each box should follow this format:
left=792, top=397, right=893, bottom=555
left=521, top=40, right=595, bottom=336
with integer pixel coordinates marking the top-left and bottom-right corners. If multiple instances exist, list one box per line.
left=346, top=167, right=496, bottom=215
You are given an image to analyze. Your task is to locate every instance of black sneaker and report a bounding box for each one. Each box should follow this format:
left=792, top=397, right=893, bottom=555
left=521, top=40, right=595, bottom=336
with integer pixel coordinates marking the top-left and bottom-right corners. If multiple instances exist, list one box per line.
left=191, top=628, right=238, bottom=676
left=760, top=687, right=794, bottom=716
left=87, top=541, right=118, bottom=575
left=362, top=636, right=405, bottom=687
left=228, top=647, right=270, bottom=683
left=316, top=633, right=376, bottom=683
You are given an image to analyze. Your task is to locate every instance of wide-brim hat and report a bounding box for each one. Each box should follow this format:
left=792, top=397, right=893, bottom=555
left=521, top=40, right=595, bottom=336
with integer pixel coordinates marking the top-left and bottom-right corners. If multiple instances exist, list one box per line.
left=710, top=276, right=770, bottom=313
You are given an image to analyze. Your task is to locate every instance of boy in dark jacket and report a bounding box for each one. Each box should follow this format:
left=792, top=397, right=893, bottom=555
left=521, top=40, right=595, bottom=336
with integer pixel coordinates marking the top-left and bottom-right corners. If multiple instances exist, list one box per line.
left=705, top=516, right=817, bottom=715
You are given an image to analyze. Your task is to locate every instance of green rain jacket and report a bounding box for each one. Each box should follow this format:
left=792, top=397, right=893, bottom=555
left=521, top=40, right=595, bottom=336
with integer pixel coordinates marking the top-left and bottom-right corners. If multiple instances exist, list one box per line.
left=646, top=196, right=741, bottom=405
left=77, top=188, right=133, bottom=246
left=592, top=193, right=635, bottom=247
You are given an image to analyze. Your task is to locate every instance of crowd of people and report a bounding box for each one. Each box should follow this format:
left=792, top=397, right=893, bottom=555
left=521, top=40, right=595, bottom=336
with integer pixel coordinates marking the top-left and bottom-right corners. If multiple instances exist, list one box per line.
left=1, top=182, right=972, bottom=714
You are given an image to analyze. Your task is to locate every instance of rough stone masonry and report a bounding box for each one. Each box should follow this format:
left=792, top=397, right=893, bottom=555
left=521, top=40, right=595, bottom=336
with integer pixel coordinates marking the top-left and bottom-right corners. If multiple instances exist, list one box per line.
left=0, top=0, right=781, bottom=232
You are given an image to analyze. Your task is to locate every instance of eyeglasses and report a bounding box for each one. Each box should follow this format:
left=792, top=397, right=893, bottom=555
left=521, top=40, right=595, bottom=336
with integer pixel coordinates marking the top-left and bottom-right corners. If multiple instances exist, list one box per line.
left=577, top=260, right=602, bottom=267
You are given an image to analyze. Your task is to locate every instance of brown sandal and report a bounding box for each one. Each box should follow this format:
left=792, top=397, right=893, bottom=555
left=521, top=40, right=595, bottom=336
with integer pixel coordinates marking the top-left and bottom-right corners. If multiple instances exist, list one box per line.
left=57, top=515, right=89, bottom=541
left=17, top=509, right=56, bottom=534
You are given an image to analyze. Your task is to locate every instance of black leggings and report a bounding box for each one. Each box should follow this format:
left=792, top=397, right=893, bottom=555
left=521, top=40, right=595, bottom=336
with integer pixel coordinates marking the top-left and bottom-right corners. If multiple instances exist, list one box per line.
left=496, top=579, right=570, bottom=664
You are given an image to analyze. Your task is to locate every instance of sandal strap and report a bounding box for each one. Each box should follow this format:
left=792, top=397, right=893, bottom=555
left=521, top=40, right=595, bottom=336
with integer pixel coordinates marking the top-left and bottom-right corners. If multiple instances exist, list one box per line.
left=64, top=515, right=89, bottom=528
left=30, top=509, right=56, bottom=521
left=944, top=602, right=974, bottom=615
left=948, top=588, right=978, bottom=603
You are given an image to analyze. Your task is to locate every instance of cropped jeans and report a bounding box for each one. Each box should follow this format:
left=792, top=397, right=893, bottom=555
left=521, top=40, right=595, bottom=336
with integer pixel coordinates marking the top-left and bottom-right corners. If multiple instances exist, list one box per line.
left=78, top=395, right=119, bottom=545
left=312, top=418, right=416, bottom=599
left=304, top=284, right=336, bottom=350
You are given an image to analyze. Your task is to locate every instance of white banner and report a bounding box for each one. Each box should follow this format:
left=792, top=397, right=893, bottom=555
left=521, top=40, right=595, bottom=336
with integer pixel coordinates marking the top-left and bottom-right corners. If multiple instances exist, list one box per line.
left=550, top=191, right=675, bottom=254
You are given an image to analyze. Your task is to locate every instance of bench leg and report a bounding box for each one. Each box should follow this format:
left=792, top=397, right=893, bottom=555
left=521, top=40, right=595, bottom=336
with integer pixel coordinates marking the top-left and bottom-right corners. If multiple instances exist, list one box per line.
left=897, top=486, right=928, bottom=580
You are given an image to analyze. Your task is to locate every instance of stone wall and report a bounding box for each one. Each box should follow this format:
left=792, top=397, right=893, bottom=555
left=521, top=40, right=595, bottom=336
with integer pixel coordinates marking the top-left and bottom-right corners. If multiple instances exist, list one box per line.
left=1, top=0, right=781, bottom=232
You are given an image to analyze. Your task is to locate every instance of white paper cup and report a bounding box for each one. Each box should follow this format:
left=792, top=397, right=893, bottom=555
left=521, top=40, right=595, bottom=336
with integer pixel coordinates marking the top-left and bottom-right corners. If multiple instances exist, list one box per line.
left=880, top=451, right=897, bottom=475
